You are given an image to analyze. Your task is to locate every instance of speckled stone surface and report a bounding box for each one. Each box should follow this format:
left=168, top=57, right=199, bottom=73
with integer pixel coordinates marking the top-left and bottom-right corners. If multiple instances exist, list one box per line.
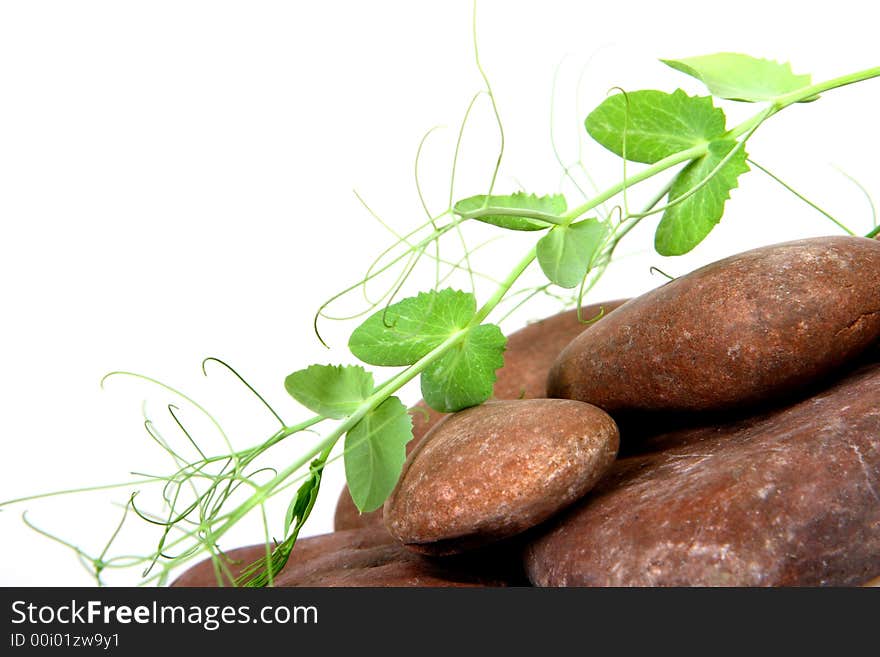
left=334, top=300, right=627, bottom=531
left=548, top=236, right=880, bottom=416
left=384, top=399, right=619, bottom=555
left=172, top=527, right=520, bottom=587
left=526, top=360, right=880, bottom=586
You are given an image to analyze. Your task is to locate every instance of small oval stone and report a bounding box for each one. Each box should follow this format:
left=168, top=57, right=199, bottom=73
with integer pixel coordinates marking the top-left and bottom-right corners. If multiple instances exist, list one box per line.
left=384, top=398, right=619, bottom=555
left=526, top=359, right=880, bottom=586
left=334, top=300, right=627, bottom=531
left=548, top=236, right=880, bottom=415
left=171, top=527, right=518, bottom=587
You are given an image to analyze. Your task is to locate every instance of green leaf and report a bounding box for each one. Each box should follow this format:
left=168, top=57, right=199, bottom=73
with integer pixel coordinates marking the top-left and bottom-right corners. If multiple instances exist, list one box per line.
left=284, top=364, right=373, bottom=419
left=536, top=219, right=608, bottom=289
left=662, top=53, right=814, bottom=103
left=284, top=457, right=325, bottom=536
left=585, top=89, right=726, bottom=164
left=421, top=323, right=506, bottom=413
left=349, top=289, right=474, bottom=367
left=344, top=396, right=413, bottom=512
left=453, top=192, right=566, bottom=231
left=655, top=140, right=750, bottom=256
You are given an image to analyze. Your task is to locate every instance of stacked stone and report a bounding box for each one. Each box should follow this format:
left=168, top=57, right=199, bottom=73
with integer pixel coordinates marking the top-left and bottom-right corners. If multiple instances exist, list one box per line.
left=176, top=236, right=880, bottom=587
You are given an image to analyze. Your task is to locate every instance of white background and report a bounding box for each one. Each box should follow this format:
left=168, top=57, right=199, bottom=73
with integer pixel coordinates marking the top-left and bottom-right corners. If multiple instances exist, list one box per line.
left=1, top=1, right=877, bottom=585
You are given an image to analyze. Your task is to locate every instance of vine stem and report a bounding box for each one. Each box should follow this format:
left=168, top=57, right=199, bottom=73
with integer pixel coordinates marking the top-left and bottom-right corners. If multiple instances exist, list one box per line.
left=772, top=66, right=880, bottom=109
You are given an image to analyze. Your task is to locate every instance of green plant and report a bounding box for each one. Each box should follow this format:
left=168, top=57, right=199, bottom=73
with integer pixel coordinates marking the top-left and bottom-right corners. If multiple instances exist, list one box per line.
left=3, top=6, right=878, bottom=587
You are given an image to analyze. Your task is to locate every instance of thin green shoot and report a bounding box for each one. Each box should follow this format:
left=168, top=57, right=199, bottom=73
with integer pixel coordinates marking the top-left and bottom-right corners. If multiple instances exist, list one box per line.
left=352, top=191, right=439, bottom=307
left=22, top=512, right=109, bottom=585
left=446, top=91, right=484, bottom=295
left=649, top=266, right=675, bottom=280
left=312, top=212, right=461, bottom=343
left=436, top=236, right=504, bottom=287
left=414, top=125, right=445, bottom=287
left=167, top=405, right=208, bottom=461
left=550, top=57, right=590, bottom=201
left=471, top=0, right=504, bottom=198
left=831, top=165, right=876, bottom=229
left=748, top=158, right=855, bottom=235
left=574, top=47, right=618, bottom=215
left=101, top=371, right=236, bottom=459
left=202, top=357, right=287, bottom=428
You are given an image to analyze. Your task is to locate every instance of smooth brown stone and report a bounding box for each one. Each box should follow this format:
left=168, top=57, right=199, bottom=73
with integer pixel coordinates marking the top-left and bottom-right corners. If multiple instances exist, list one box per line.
left=385, top=399, right=619, bottom=555
left=172, top=527, right=518, bottom=587
left=526, top=361, right=880, bottom=586
left=548, top=236, right=880, bottom=416
left=334, top=300, right=627, bottom=531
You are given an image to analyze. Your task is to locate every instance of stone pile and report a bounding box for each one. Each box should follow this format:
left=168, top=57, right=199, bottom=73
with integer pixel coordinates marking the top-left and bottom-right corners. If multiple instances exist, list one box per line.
left=175, top=236, right=880, bottom=587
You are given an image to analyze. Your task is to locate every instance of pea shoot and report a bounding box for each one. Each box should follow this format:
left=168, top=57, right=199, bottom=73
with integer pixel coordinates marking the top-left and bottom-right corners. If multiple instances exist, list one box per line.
left=3, top=5, right=878, bottom=587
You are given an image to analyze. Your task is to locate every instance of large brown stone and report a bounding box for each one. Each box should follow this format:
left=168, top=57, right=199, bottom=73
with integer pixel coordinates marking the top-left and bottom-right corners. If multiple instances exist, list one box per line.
left=173, top=527, right=520, bottom=587
left=385, top=399, right=619, bottom=555
left=548, top=236, right=880, bottom=417
left=526, top=360, right=880, bottom=586
left=334, top=300, right=627, bottom=530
